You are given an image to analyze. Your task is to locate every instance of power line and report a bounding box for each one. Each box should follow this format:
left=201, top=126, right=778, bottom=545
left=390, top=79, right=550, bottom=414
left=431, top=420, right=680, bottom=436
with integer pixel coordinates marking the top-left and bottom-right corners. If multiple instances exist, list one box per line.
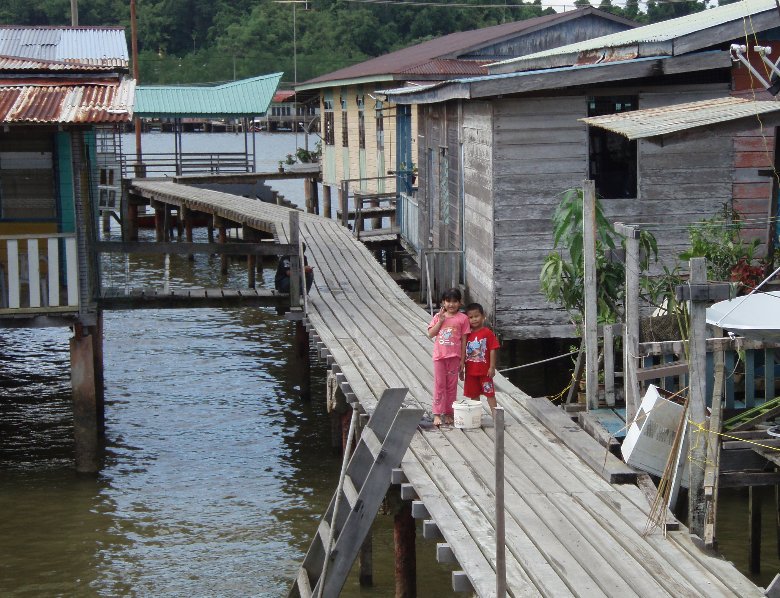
left=341, top=0, right=713, bottom=6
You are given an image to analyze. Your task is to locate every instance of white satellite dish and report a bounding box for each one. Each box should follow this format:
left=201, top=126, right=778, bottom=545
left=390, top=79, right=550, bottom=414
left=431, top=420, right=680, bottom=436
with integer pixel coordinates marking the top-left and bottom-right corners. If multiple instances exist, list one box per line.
left=706, top=291, right=780, bottom=342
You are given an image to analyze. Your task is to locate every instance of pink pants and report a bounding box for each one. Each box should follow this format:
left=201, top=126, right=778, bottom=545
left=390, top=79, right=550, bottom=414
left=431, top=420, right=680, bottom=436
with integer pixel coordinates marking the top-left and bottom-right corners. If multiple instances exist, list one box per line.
left=433, top=356, right=460, bottom=416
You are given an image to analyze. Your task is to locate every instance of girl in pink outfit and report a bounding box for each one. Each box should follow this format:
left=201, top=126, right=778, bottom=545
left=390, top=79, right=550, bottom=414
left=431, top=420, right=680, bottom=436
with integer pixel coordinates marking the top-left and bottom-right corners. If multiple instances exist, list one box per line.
left=427, top=288, right=470, bottom=427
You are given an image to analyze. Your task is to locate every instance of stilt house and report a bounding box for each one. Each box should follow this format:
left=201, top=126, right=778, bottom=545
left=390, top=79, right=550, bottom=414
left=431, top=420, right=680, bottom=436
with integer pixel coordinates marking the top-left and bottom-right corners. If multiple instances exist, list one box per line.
left=0, top=26, right=133, bottom=324
left=382, top=0, right=780, bottom=343
left=295, top=8, right=637, bottom=205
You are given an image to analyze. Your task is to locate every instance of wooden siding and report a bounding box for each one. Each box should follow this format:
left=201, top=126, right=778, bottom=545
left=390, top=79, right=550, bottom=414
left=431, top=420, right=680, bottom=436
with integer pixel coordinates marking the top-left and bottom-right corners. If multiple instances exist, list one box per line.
left=633, top=85, right=734, bottom=262
left=462, top=102, right=495, bottom=317
left=321, top=84, right=400, bottom=193
left=487, top=85, right=739, bottom=340
left=491, top=96, right=588, bottom=339
left=463, top=14, right=633, bottom=62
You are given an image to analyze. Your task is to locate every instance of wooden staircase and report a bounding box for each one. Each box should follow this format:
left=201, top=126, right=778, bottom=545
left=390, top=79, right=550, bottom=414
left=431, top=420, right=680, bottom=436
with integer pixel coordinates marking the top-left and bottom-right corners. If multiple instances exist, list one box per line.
left=289, top=388, right=422, bottom=597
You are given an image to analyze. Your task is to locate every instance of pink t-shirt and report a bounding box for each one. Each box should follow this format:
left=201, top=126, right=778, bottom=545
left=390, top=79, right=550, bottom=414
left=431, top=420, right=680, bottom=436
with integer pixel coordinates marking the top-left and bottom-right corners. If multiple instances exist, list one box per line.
left=428, top=311, right=470, bottom=361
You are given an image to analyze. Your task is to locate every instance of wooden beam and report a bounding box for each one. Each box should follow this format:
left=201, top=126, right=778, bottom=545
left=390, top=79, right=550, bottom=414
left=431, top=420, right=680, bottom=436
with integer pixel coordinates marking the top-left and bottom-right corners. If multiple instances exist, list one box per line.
left=95, top=241, right=294, bottom=256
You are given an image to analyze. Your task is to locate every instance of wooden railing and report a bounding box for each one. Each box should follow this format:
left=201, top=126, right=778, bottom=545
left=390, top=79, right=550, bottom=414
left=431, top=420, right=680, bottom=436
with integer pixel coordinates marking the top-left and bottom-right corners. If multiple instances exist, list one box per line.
left=124, top=151, right=253, bottom=178
left=398, top=190, right=419, bottom=252
left=0, top=234, right=79, bottom=312
left=420, top=249, right=463, bottom=311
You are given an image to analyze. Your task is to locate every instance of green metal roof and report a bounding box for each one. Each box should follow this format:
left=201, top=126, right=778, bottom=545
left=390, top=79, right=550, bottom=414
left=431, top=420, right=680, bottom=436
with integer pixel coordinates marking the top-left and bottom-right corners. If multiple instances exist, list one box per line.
left=134, top=73, right=282, bottom=117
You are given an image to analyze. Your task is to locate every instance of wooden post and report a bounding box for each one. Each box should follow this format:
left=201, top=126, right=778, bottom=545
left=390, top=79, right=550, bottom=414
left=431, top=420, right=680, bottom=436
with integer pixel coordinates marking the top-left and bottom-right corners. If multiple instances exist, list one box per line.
left=604, top=324, right=616, bottom=407
left=175, top=207, right=184, bottom=239
left=339, top=181, right=349, bottom=228
left=101, top=211, right=111, bottom=235
left=688, top=257, right=708, bottom=539
left=704, top=328, right=725, bottom=549
left=359, top=530, right=374, bottom=587
left=750, top=486, right=762, bottom=573
left=153, top=202, right=164, bottom=242
left=244, top=226, right=257, bottom=288
left=207, top=221, right=214, bottom=243
left=392, top=490, right=416, bottom=597
left=125, top=200, right=139, bottom=242
left=617, top=222, right=641, bottom=423
left=89, top=310, right=105, bottom=438
left=323, top=185, right=332, bottom=219
left=182, top=206, right=194, bottom=261
left=295, top=320, right=311, bottom=401
left=495, top=406, right=506, bottom=598
left=289, top=211, right=301, bottom=310
left=304, top=178, right=315, bottom=214
left=215, top=216, right=228, bottom=275
left=311, top=179, right=320, bottom=216
left=71, top=324, right=99, bottom=472
left=582, top=181, right=599, bottom=411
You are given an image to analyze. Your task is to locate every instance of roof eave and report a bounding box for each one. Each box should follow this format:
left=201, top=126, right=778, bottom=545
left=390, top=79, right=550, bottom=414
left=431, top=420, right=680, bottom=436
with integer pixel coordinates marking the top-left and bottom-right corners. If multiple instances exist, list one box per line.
left=295, top=74, right=396, bottom=92
left=387, top=50, right=730, bottom=105
left=672, top=8, right=780, bottom=55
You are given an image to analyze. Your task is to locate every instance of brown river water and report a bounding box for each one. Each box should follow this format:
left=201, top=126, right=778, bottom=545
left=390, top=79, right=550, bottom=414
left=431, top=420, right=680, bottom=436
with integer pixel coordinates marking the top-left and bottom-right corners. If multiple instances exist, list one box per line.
left=1, top=133, right=777, bottom=595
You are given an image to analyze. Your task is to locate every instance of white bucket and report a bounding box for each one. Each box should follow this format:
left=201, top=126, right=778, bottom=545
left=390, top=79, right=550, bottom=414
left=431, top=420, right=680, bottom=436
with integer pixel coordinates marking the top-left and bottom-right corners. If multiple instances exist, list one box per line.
left=453, top=399, right=482, bottom=429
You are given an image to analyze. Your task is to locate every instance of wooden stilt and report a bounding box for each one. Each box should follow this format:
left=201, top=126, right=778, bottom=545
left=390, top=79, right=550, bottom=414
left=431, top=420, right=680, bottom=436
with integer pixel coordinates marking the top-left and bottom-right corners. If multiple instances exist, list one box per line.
left=154, top=202, right=164, bottom=242
left=775, top=481, right=780, bottom=558
left=89, top=310, right=105, bottom=438
left=323, top=185, right=332, bottom=219
left=125, top=201, right=139, bottom=242
left=176, top=207, right=184, bottom=239
left=102, top=211, right=111, bottom=235
left=215, top=216, right=228, bottom=275
left=311, top=179, right=319, bottom=215
left=207, top=222, right=214, bottom=243
left=70, top=324, right=99, bottom=473
left=182, top=206, right=194, bottom=261
left=750, top=486, right=762, bottom=574
left=394, top=494, right=417, bottom=597
left=244, top=226, right=257, bottom=288
left=341, top=408, right=353, bottom=454
left=359, top=529, right=374, bottom=587
left=305, top=178, right=315, bottom=214
left=295, top=320, right=311, bottom=401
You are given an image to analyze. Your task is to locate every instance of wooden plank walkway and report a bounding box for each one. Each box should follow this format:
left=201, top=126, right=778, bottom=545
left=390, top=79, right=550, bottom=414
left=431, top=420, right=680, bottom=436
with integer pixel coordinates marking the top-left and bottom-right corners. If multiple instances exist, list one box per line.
left=130, top=180, right=762, bottom=597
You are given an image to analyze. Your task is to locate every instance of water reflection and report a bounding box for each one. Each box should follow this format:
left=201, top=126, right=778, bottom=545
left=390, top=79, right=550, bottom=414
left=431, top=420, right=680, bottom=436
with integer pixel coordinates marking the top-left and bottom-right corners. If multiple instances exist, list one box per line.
left=1, top=224, right=458, bottom=596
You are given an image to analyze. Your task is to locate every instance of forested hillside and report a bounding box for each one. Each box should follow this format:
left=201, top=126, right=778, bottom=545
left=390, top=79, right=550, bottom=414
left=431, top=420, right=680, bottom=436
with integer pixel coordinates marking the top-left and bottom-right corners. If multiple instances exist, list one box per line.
left=1, top=0, right=714, bottom=86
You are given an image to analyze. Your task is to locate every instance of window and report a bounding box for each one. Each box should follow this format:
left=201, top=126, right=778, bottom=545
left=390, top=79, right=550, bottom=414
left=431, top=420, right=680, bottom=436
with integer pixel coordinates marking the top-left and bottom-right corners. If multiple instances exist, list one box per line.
left=376, top=100, right=384, bottom=153
left=587, top=95, right=637, bottom=199
left=340, top=96, right=349, bottom=148
left=357, top=96, right=365, bottom=150
left=0, top=132, right=56, bottom=220
left=323, top=99, right=334, bottom=146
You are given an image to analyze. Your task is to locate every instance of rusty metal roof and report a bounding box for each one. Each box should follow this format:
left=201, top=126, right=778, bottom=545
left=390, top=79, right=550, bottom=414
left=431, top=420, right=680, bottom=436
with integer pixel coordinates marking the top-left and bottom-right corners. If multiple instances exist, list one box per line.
left=297, top=8, right=633, bottom=90
left=0, top=26, right=128, bottom=69
left=0, top=76, right=134, bottom=123
left=580, top=96, right=780, bottom=141
left=0, top=53, right=114, bottom=72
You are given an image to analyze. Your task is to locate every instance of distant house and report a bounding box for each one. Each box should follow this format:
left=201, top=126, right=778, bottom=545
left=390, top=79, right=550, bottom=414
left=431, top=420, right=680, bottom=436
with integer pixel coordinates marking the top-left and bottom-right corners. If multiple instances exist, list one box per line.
left=0, top=26, right=133, bottom=322
left=295, top=8, right=637, bottom=203
left=382, top=0, right=780, bottom=342
left=262, top=90, right=318, bottom=132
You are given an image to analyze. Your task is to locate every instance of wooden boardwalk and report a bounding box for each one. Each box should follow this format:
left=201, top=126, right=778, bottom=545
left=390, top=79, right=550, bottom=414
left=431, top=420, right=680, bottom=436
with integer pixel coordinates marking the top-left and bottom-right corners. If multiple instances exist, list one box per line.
left=130, top=180, right=761, bottom=597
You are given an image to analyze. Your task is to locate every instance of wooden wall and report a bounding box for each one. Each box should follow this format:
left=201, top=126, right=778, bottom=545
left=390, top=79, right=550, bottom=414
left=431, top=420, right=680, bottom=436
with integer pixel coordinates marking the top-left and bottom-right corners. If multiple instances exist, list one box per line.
left=488, top=84, right=737, bottom=341
left=491, top=96, right=588, bottom=340
left=319, top=84, right=402, bottom=194
left=462, top=101, right=495, bottom=315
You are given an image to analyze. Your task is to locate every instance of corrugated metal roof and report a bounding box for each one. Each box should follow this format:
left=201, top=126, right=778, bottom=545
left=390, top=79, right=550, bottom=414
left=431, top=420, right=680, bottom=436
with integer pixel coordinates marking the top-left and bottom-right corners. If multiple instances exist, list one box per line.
left=0, top=53, right=113, bottom=71
left=580, top=96, right=780, bottom=140
left=402, top=58, right=488, bottom=76
left=492, top=0, right=778, bottom=72
left=272, top=90, right=296, bottom=103
left=134, top=73, right=282, bottom=117
left=0, top=26, right=128, bottom=68
left=0, top=76, right=134, bottom=123
left=297, top=7, right=632, bottom=90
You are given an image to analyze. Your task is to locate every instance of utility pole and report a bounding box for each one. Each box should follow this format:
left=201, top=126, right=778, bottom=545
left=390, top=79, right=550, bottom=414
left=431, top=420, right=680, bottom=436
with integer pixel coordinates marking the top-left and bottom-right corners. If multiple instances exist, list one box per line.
left=130, top=0, right=143, bottom=172
left=70, top=0, right=78, bottom=26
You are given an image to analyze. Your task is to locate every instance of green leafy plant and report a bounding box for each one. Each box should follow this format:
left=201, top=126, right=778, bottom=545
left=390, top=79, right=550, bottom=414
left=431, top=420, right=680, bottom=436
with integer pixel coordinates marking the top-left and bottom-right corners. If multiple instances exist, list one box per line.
left=679, top=203, right=761, bottom=288
left=540, top=187, right=658, bottom=329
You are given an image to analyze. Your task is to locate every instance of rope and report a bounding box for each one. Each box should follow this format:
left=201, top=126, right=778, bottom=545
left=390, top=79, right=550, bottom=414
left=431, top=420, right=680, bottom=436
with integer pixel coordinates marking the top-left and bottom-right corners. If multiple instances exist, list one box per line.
left=498, top=349, right=580, bottom=373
